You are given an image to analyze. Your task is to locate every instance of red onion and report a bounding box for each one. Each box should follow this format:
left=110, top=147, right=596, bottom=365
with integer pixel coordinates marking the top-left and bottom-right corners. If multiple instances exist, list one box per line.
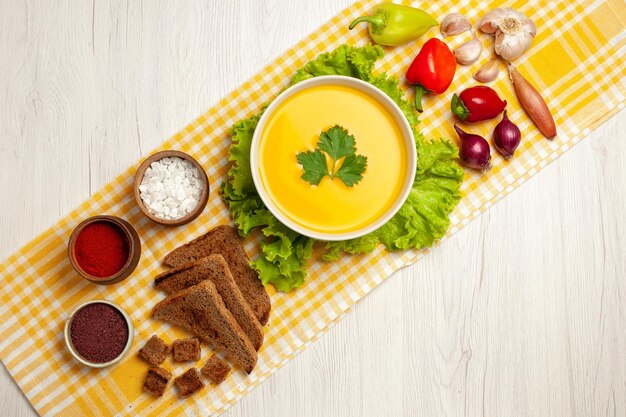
left=454, top=124, right=491, bottom=171
left=492, top=110, right=521, bottom=159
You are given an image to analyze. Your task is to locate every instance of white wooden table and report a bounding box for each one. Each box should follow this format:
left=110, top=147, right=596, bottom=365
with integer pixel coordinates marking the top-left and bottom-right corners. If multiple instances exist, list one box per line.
left=1, top=1, right=624, bottom=416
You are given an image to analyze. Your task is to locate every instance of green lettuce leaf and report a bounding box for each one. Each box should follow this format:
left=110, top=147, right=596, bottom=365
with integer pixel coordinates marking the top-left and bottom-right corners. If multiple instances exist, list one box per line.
left=369, top=73, right=420, bottom=134
left=224, top=114, right=261, bottom=198
left=222, top=44, right=464, bottom=291
left=251, top=215, right=314, bottom=291
left=220, top=112, right=316, bottom=291
left=290, top=44, right=384, bottom=85
left=378, top=138, right=463, bottom=250
left=323, top=233, right=380, bottom=262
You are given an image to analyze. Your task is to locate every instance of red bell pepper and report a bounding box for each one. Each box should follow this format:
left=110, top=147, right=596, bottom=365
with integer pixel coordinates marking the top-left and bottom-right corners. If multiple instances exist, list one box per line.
left=406, top=38, right=456, bottom=112
left=451, top=86, right=507, bottom=123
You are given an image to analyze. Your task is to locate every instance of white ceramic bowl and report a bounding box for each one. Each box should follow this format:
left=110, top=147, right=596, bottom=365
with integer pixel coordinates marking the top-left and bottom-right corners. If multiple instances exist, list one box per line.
left=250, top=75, right=416, bottom=241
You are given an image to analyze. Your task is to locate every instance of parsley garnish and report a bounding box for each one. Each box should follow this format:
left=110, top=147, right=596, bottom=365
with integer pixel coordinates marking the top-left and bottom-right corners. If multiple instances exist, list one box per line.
left=296, top=125, right=367, bottom=187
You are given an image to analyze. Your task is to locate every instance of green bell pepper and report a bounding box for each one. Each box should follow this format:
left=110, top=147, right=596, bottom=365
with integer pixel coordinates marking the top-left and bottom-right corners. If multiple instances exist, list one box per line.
left=349, top=3, right=437, bottom=47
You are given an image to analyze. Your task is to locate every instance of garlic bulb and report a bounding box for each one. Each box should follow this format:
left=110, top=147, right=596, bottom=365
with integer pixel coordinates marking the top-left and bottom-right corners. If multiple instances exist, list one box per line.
left=454, top=34, right=482, bottom=66
left=441, top=13, right=471, bottom=37
left=474, top=58, right=499, bottom=83
left=479, top=7, right=536, bottom=61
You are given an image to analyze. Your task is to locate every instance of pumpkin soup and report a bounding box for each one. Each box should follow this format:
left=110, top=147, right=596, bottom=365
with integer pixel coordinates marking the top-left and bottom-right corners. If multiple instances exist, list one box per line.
left=258, top=84, right=409, bottom=235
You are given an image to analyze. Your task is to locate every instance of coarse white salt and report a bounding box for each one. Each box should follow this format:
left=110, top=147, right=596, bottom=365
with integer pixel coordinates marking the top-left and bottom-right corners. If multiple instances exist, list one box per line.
left=138, top=156, right=203, bottom=221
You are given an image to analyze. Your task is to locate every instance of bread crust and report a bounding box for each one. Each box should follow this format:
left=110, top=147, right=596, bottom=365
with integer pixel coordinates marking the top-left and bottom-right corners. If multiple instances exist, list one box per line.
left=155, top=254, right=264, bottom=350
left=163, top=225, right=271, bottom=325
left=152, top=280, right=257, bottom=373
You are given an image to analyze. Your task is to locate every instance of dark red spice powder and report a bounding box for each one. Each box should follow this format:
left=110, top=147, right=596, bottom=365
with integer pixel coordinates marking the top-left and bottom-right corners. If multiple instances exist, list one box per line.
left=70, top=303, right=129, bottom=363
left=74, top=221, right=130, bottom=278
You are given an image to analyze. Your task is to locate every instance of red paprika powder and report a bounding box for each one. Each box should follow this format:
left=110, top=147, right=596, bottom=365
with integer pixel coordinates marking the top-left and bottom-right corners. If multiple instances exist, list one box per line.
left=74, top=221, right=130, bottom=278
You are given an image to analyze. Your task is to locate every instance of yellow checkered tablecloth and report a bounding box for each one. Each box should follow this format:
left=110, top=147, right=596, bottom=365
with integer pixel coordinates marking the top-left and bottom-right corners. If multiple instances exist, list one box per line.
left=1, top=1, right=624, bottom=415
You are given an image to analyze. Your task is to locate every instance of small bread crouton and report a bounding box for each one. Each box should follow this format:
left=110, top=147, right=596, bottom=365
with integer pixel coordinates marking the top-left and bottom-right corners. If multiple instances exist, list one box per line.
left=174, top=368, right=204, bottom=397
left=201, top=355, right=231, bottom=384
left=172, top=338, right=201, bottom=362
left=139, top=335, right=171, bottom=366
left=143, top=367, right=172, bottom=397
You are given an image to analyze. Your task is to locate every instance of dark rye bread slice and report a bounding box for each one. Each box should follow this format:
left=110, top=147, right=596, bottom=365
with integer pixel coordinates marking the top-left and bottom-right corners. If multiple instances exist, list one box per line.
left=154, top=254, right=264, bottom=350
left=163, top=225, right=271, bottom=325
left=152, top=280, right=257, bottom=373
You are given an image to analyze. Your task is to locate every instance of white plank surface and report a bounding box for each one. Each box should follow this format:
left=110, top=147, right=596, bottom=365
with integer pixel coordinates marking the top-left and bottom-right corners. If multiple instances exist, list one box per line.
left=0, top=1, right=624, bottom=416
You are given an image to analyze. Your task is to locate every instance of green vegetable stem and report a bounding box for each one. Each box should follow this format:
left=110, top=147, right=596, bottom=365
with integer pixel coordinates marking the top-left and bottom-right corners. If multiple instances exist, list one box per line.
left=349, top=3, right=437, bottom=47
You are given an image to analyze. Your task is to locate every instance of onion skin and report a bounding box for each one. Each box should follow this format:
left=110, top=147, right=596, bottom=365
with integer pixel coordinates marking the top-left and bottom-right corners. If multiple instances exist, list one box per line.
left=493, top=110, right=521, bottom=159
left=454, top=124, right=492, bottom=171
left=509, top=65, right=557, bottom=139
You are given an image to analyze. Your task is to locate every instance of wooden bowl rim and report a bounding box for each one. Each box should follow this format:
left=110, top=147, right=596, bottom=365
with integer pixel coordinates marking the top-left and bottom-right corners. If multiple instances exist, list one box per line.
left=67, top=215, right=141, bottom=285
left=132, top=150, right=210, bottom=227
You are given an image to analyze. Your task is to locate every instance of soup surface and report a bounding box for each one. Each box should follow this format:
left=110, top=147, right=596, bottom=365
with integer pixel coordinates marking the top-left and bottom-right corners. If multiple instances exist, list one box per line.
left=258, top=84, right=408, bottom=235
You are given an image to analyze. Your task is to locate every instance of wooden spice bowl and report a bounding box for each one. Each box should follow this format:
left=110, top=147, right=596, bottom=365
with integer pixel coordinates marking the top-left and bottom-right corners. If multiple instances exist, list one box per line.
left=68, top=215, right=141, bottom=285
left=133, top=150, right=210, bottom=226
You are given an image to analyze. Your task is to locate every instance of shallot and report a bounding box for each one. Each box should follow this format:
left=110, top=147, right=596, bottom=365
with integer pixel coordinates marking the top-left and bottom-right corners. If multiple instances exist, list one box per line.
left=508, top=64, right=557, bottom=138
left=454, top=125, right=491, bottom=171
left=492, top=110, right=521, bottom=158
